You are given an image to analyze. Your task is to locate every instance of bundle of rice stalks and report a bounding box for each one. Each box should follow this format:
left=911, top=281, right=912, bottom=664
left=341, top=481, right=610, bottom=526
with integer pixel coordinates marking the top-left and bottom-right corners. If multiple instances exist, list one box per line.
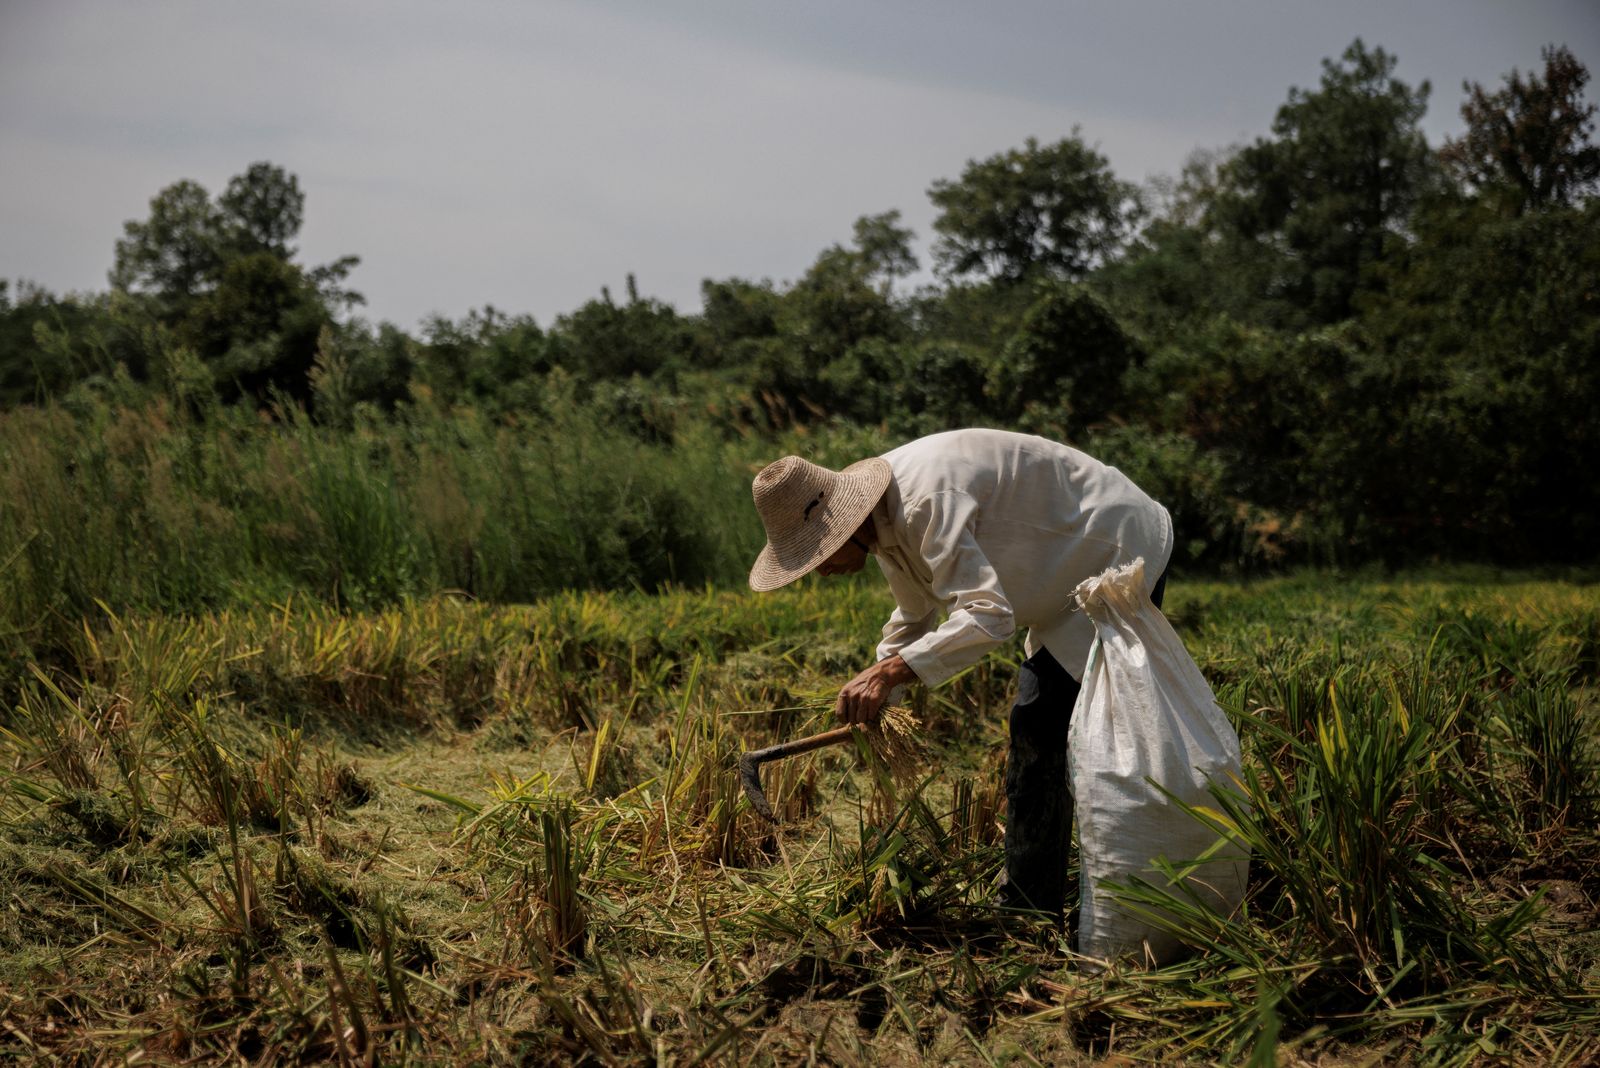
left=736, top=705, right=928, bottom=827
left=856, top=706, right=929, bottom=833
left=858, top=705, right=925, bottom=785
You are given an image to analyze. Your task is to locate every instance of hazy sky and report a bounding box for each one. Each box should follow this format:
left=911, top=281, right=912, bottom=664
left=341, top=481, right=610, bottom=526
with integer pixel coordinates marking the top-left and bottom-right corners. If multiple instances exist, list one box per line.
left=3, top=1, right=1597, bottom=330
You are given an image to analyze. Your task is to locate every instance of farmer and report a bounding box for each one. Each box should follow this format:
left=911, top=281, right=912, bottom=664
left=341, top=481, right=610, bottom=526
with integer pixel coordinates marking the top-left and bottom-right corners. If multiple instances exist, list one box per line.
left=748, top=427, right=1171, bottom=919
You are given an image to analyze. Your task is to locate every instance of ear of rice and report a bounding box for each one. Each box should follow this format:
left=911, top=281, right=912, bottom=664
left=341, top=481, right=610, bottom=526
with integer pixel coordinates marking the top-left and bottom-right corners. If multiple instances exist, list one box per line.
left=860, top=705, right=924, bottom=783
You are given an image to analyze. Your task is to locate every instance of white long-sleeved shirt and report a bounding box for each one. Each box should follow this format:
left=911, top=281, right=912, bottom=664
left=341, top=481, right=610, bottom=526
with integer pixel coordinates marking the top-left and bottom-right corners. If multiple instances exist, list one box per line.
left=870, top=429, right=1173, bottom=684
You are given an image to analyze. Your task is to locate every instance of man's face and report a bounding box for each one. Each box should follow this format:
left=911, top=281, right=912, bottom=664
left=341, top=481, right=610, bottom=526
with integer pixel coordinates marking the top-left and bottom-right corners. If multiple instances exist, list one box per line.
left=816, top=533, right=870, bottom=577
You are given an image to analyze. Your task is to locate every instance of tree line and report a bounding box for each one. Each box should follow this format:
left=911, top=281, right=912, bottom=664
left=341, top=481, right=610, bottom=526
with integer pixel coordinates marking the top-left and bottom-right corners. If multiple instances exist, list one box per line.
left=3, top=39, right=1597, bottom=571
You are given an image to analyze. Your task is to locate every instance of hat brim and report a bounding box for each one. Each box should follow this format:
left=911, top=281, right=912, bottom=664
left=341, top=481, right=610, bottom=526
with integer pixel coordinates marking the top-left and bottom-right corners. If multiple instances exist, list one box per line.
left=748, top=457, right=891, bottom=591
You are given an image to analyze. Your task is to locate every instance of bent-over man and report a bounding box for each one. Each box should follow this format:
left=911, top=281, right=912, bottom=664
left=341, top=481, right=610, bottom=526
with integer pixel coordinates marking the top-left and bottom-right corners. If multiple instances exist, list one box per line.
left=748, top=427, right=1172, bottom=918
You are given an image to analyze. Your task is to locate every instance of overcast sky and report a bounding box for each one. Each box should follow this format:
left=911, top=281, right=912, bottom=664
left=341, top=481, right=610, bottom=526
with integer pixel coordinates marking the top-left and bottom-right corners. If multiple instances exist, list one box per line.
left=3, top=1, right=1597, bottom=330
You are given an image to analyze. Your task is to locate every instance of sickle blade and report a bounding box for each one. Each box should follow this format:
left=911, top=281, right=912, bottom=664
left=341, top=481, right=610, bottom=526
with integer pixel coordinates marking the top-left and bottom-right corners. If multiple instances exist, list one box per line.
left=737, top=752, right=777, bottom=823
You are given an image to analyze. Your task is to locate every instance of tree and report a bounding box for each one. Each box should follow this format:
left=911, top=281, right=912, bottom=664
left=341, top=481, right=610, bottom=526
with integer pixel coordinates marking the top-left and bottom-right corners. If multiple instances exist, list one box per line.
left=698, top=277, right=781, bottom=367
left=217, top=162, right=304, bottom=258
left=548, top=282, right=695, bottom=381
left=111, top=162, right=360, bottom=319
left=783, top=245, right=901, bottom=361
left=0, top=284, right=125, bottom=406
left=107, top=163, right=364, bottom=401
left=1440, top=45, right=1600, bottom=215
left=851, top=210, right=918, bottom=290
left=1144, top=146, right=1238, bottom=230
left=1214, top=40, right=1434, bottom=324
left=180, top=251, right=327, bottom=401
left=994, top=282, right=1143, bottom=432
left=409, top=306, right=548, bottom=407
left=1094, top=146, right=1289, bottom=335
left=110, top=179, right=223, bottom=308
left=890, top=341, right=993, bottom=434
left=1359, top=196, right=1600, bottom=562
left=927, top=132, right=1140, bottom=285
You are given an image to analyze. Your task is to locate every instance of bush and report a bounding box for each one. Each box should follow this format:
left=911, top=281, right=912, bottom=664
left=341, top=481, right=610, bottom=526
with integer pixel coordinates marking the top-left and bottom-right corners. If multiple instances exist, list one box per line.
left=1081, top=426, right=1292, bottom=570
left=995, top=281, right=1144, bottom=433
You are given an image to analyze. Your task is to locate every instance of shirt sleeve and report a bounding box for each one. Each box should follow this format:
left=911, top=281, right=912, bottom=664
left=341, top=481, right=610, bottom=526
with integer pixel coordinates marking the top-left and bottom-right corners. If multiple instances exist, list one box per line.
left=887, top=491, right=1016, bottom=686
left=875, top=561, right=939, bottom=663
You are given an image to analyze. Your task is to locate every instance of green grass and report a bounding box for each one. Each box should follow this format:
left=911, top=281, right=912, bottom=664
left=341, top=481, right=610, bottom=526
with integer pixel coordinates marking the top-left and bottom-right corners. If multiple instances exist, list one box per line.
left=1, top=574, right=1597, bottom=1064
left=0, top=393, right=777, bottom=666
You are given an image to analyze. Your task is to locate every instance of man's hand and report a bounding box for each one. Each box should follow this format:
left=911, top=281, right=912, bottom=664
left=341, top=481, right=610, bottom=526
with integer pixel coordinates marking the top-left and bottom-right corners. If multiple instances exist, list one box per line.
left=836, top=655, right=918, bottom=726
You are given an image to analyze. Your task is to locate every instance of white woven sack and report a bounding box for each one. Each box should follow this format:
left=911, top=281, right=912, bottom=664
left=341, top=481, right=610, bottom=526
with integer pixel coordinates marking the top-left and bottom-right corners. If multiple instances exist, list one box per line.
left=1068, top=558, right=1249, bottom=966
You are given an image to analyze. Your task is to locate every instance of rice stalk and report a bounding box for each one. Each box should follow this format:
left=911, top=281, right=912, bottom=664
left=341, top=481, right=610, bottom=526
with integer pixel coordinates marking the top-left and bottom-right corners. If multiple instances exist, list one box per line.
left=541, top=802, right=589, bottom=969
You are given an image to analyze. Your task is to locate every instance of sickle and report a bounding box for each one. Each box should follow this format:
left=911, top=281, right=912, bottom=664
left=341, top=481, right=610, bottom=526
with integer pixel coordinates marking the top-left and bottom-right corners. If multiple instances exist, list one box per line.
left=736, top=725, right=858, bottom=823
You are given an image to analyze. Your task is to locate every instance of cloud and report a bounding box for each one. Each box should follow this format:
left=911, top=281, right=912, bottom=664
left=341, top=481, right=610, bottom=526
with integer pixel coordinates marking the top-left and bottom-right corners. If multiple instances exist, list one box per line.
left=2, top=0, right=1595, bottom=327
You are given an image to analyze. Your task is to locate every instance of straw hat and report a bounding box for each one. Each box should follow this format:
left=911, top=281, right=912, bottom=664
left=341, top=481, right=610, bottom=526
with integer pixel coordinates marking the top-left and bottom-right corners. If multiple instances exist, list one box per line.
left=748, top=455, right=891, bottom=591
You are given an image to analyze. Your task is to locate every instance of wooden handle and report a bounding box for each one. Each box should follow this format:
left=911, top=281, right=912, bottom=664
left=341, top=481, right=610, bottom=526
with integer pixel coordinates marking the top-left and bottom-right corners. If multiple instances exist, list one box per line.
left=744, top=724, right=856, bottom=764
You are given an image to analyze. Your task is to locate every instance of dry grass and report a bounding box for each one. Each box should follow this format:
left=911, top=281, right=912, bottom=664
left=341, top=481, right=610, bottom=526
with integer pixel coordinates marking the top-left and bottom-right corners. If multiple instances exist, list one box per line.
left=1, top=576, right=1597, bottom=1064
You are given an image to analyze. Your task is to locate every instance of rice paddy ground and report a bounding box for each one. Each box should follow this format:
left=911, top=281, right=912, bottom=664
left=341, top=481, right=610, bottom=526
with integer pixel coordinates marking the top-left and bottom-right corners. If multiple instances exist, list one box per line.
left=2, top=571, right=1597, bottom=1065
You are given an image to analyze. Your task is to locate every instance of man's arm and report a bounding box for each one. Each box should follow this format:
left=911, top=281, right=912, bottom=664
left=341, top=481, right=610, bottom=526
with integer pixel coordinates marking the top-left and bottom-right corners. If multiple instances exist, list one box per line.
left=876, top=569, right=938, bottom=662
left=838, top=491, right=1016, bottom=725
left=889, top=491, right=1015, bottom=686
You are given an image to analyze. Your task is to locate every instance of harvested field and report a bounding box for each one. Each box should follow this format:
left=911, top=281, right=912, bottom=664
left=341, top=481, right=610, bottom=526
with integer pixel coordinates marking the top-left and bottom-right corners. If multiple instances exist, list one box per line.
left=2, top=575, right=1598, bottom=1064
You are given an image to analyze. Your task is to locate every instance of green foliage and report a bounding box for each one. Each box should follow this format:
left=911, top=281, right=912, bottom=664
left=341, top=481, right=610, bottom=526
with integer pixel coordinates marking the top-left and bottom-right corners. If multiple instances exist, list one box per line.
left=409, top=306, right=548, bottom=407
left=216, top=161, right=305, bottom=259
left=1359, top=197, right=1600, bottom=561
left=0, top=286, right=149, bottom=406
left=697, top=276, right=781, bottom=368
left=814, top=338, right=998, bottom=438
left=1127, top=319, right=1356, bottom=522
left=994, top=281, right=1143, bottom=433
left=1093, top=148, right=1285, bottom=334
left=547, top=277, right=696, bottom=381
left=736, top=245, right=908, bottom=424
left=109, top=178, right=222, bottom=307
left=282, top=409, right=421, bottom=611
left=102, top=162, right=360, bottom=401
left=0, top=388, right=763, bottom=658
left=1441, top=44, right=1600, bottom=215
left=890, top=340, right=996, bottom=436
left=1213, top=40, right=1435, bottom=325
left=179, top=251, right=329, bottom=402
left=5, top=42, right=1599, bottom=579
left=1079, top=427, right=1252, bottom=570
left=110, top=162, right=322, bottom=312
left=928, top=132, right=1141, bottom=284
left=781, top=245, right=903, bottom=363
left=905, top=275, right=1042, bottom=354
left=851, top=209, right=919, bottom=288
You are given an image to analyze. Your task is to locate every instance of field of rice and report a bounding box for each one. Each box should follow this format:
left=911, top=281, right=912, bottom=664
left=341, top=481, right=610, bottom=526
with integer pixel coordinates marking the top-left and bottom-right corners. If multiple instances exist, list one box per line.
left=2, top=573, right=1597, bottom=1065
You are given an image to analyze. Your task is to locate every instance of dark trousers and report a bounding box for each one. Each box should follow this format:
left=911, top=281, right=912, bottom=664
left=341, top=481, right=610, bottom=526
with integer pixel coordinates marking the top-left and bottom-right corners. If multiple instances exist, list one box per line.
left=1003, top=570, right=1166, bottom=917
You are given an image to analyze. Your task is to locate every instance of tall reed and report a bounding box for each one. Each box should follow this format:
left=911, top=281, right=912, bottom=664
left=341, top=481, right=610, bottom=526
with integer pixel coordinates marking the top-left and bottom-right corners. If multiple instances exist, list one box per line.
left=0, top=390, right=766, bottom=668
